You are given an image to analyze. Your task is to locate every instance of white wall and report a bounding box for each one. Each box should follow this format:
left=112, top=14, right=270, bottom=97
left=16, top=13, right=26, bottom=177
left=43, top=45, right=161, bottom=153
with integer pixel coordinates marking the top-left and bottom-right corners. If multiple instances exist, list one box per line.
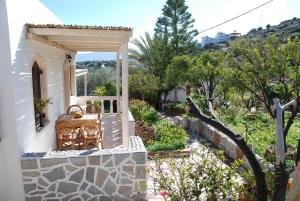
left=163, top=86, right=187, bottom=103
left=0, top=1, right=25, bottom=200
left=5, top=0, right=66, bottom=153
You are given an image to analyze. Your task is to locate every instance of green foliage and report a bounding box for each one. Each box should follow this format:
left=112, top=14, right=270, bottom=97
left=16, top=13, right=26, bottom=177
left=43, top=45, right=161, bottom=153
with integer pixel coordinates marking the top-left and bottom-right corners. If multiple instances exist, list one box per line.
left=146, top=139, right=185, bottom=152
left=164, top=102, right=186, bottom=116
left=128, top=69, right=160, bottom=103
left=34, top=97, right=53, bottom=112
left=93, top=82, right=116, bottom=96
left=142, top=107, right=160, bottom=125
left=146, top=120, right=188, bottom=151
left=165, top=55, right=191, bottom=90
left=94, top=86, right=106, bottom=96
left=155, top=0, right=198, bottom=55
left=189, top=51, right=232, bottom=101
left=129, top=99, right=159, bottom=126
left=150, top=148, right=243, bottom=200
left=76, top=65, right=115, bottom=96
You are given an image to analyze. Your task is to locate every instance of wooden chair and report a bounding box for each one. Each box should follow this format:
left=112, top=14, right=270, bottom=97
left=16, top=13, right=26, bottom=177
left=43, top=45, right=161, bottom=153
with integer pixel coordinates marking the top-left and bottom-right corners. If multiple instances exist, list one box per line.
left=80, top=122, right=103, bottom=150
left=67, top=105, right=84, bottom=115
left=55, top=121, right=78, bottom=151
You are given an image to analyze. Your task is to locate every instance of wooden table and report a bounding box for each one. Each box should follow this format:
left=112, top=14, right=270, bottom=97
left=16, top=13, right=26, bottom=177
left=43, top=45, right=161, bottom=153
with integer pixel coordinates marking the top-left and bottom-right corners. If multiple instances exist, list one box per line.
left=56, top=114, right=101, bottom=128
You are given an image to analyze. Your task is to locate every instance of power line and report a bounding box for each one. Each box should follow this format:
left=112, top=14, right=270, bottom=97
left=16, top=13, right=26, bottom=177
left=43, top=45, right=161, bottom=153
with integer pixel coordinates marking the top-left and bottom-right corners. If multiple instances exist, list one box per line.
left=199, top=0, right=274, bottom=34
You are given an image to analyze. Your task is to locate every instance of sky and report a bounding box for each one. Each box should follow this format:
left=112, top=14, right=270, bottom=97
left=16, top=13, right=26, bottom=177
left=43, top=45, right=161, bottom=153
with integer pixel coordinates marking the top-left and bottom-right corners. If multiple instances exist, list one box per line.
left=41, top=0, right=300, bottom=60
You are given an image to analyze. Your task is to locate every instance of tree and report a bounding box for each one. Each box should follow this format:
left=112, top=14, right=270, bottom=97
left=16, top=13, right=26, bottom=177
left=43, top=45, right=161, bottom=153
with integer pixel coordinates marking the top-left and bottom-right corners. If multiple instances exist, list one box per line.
left=155, top=0, right=198, bottom=55
left=130, top=32, right=172, bottom=86
left=128, top=69, right=160, bottom=104
left=188, top=51, right=231, bottom=105
left=227, top=35, right=300, bottom=201
left=165, top=55, right=191, bottom=102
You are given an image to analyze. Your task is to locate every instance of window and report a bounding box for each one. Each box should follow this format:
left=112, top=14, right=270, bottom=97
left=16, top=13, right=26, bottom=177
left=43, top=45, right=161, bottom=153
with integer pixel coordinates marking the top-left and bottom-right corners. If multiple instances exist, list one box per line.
left=32, top=61, right=43, bottom=129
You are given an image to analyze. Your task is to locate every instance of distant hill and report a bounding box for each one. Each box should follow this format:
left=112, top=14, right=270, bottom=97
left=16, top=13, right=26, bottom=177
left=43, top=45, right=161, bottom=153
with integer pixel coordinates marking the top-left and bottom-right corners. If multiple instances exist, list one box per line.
left=76, top=60, right=116, bottom=69
left=76, top=52, right=116, bottom=62
left=245, top=17, right=300, bottom=40
left=201, top=17, right=300, bottom=50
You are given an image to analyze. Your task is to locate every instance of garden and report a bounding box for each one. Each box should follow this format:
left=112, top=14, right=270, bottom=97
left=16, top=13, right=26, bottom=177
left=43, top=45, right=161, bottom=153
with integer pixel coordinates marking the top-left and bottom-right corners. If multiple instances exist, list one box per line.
left=127, top=0, right=300, bottom=197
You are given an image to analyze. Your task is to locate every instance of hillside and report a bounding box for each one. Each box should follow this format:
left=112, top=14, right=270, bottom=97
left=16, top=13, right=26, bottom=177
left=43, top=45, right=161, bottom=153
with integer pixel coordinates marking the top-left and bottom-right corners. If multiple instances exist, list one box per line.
left=201, top=17, right=300, bottom=50
left=246, top=17, right=300, bottom=39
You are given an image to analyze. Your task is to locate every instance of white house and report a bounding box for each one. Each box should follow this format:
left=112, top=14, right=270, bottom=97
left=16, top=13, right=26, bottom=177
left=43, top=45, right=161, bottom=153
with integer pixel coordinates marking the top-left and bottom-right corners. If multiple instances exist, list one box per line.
left=0, top=1, right=146, bottom=201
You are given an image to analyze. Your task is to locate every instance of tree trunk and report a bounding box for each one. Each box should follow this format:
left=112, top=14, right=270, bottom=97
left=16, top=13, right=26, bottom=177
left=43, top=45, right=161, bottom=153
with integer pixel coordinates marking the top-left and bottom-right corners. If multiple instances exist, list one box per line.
left=186, top=97, right=268, bottom=201
left=272, top=163, right=289, bottom=201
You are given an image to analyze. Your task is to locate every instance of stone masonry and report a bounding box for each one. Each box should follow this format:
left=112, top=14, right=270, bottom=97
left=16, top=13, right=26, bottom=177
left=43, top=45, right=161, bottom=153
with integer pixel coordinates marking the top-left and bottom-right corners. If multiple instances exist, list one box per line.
left=21, top=136, right=147, bottom=201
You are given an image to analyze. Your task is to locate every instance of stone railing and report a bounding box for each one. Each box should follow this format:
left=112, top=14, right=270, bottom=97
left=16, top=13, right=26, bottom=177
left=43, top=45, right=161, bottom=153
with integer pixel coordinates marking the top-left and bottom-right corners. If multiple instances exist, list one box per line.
left=77, top=96, right=119, bottom=114
left=21, top=136, right=147, bottom=201
left=171, top=116, right=263, bottom=169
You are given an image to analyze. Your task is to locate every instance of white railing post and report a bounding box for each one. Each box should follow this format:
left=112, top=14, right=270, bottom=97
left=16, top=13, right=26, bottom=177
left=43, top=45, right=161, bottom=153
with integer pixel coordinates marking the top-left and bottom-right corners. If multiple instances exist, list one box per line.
left=101, top=99, right=105, bottom=113
left=116, top=53, right=121, bottom=113
left=110, top=100, right=113, bottom=113
left=121, top=42, right=129, bottom=147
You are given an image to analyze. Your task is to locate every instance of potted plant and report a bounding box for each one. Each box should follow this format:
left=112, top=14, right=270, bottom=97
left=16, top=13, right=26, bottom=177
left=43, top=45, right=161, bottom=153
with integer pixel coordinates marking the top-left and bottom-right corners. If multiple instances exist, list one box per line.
left=86, top=100, right=94, bottom=113
left=94, top=100, right=101, bottom=113
left=34, top=97, right=52, bottom=127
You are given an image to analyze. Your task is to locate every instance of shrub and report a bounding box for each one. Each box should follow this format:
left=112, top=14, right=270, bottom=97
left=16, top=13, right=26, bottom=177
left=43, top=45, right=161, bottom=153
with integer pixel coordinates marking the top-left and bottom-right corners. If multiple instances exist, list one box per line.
left=129, top=99, right=148, bottom=122
left=145, top=120, right=188, bottom=151
left=155, top=120, right=188, bottom=143
left=129, top=99, right=159, bottom=125
left=146, top=139, right=185, bottom=151
left=149, top=148, right=243, bottom=200
left=164, top=102, right=186, bottom=116
left=142, top=107, right=159, bottom=125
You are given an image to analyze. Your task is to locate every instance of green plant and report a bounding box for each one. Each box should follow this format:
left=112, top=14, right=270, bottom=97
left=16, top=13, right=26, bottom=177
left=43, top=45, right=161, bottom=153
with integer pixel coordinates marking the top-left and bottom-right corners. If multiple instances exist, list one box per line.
left=86, top=100, right=92, bottom=105
left=145, top=120, right=188, bottom=151
left=129, top=99, right=148, bottom=122
left=149, top=148, right=243, bottom=200
left=94, top=86, right=106, bottom=96
left=34, top=97, right=52, bottom=112
left=142, top=107, right=159, bottom=125
left=155, top=120, right=188, bottom=143
left=94, top=100, right=101, bottom=107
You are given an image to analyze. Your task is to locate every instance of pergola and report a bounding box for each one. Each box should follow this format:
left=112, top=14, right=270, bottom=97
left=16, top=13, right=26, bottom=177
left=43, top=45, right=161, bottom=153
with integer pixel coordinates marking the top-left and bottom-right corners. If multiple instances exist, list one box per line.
left=26, top=24, right=133, bottom=147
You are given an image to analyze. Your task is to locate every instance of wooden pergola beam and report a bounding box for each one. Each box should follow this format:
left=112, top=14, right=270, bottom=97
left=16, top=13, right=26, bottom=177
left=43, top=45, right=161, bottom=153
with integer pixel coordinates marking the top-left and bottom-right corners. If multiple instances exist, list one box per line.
left=26, top=33, right=76, bottom=53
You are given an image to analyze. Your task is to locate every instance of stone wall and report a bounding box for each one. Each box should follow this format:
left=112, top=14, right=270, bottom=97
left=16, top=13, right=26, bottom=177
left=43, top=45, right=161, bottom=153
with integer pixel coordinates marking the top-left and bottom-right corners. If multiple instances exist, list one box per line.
left=21, top=136, right=147, bottom=201
left=172, top=116, right=263, bottom=169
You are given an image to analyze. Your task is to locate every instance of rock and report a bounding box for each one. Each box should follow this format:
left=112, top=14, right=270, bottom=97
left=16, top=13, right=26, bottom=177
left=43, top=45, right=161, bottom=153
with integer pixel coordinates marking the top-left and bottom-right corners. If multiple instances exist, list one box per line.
left=95, top=168, right=109, bottom=188
left=23, top=171, right=40, bottom=177
left=114, top=153, right=130, bottom=166
left=103, top=178, right=116, bottom=195
left=87, top=185, right=103, bottom=195
left=21, top=159, right=38, bottom=170
left=70, top=169, right=84, bottom=183
left=86, top=167, right=95, bottom=183
left=88, top=156, right=100, bottom=165
left=40, top=158, right=67, bottom=168
left=57, top=182, right=78, bottom=194
left=132, top=153, right=146, bottom=165
left=70, top=157, right=87, bottom=167
left=24, top=183, right=36, bottom=194
left=43, top=167, right=65, bottom=182
left=135, top=166, right=146, bottom=179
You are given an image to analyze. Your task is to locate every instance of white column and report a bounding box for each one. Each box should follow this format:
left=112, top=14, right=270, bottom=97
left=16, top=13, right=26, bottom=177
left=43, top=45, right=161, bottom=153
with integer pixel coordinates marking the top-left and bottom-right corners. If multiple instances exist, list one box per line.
left=63, top=63, right=71, bottom=111
left=0, top=1, right=25, bottom=200
left=116, top=53, right=121, bottom=113
left=121, top=42, right=129, bottom=147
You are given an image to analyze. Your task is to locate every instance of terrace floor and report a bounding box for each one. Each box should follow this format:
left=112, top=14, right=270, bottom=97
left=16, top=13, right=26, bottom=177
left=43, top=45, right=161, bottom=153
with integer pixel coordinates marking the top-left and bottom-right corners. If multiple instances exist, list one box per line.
left=101, top=113, right=123, bottom=149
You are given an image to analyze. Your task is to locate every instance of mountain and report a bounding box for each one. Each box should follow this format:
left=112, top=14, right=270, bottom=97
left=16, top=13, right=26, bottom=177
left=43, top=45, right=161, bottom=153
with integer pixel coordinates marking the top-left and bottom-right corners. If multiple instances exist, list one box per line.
left=76, top=52, right=116, bottom=62
left=245, top=17, right=300, bottom=39
left=201, top=17, right=300, bottom=50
